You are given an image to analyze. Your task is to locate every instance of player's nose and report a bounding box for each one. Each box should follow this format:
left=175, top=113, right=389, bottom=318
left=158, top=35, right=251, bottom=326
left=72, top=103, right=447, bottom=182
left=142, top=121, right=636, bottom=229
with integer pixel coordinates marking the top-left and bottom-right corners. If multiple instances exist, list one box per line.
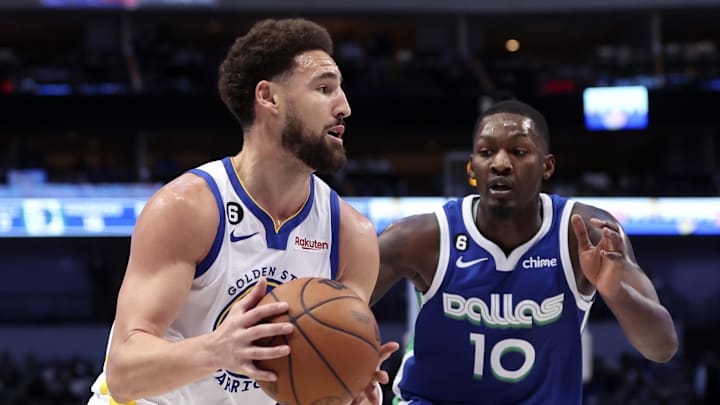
left=491, top=149, right=513, bottom=174
left=333, top=88, right=351, bottom=119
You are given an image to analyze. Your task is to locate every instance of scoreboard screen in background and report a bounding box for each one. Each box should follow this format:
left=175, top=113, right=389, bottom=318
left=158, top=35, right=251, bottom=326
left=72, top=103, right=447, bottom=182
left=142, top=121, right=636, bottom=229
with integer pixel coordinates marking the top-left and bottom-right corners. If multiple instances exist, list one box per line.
left=583, top=86, right=649, bottom=131
left=0, top=198, right=146, bottom=237
left=1, top=195, right=719, bottom=237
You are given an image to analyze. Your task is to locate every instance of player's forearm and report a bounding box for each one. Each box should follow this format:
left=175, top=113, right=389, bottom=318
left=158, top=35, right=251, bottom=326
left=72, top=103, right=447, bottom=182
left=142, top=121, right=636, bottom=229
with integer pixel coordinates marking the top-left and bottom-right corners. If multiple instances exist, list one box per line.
left=370, top=267, right=404, bottom=307
left=106, top=331, right=218, bottom=403
left=603, top=281, right=678, bottom=363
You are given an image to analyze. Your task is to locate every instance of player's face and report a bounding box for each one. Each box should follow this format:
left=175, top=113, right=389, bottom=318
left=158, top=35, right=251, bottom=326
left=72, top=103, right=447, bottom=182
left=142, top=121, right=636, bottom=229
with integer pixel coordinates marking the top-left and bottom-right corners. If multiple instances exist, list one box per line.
left=469, top=112, right=553, bottom=218
left=280, top=50, right=350, bottom=173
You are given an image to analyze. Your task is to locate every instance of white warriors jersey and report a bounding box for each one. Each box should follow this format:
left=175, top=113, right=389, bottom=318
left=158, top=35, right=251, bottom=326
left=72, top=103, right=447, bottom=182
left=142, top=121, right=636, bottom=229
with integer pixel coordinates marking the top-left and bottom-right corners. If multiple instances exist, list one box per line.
left=88, top=156, right=342, bottom=405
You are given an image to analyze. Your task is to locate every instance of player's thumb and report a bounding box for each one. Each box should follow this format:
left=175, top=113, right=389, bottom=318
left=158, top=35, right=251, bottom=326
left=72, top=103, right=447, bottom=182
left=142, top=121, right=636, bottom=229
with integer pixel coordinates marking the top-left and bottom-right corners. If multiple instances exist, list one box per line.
left=570, top=214, right=592, bottom=250
left=379, top=341, right=400, bottom=362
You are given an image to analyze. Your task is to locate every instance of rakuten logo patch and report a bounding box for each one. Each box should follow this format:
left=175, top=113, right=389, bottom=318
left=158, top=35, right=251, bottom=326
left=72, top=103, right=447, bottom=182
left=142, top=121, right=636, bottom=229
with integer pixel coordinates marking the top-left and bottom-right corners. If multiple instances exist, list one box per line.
left=294, top=236, right=329, bottom=252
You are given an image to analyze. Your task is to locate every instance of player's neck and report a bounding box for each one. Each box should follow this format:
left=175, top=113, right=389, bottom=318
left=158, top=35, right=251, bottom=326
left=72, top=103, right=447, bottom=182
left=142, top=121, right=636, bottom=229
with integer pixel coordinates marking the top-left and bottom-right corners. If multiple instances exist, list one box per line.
left=231, top=150, right=313, bottom=224
left=475, top=197, right=543, bottom=254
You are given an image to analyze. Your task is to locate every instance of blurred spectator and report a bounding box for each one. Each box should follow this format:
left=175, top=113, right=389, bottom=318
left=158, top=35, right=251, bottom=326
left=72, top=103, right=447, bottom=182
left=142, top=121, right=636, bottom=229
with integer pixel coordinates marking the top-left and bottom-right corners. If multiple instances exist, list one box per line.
left=694, top=352, right=719, bottom=403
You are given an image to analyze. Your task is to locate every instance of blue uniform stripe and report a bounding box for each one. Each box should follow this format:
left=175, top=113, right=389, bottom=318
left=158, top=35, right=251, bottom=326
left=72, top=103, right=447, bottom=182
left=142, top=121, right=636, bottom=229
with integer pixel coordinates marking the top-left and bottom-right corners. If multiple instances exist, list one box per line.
left=269, top=175, right=315, bottom=250
left=189, top=168, right=225, bottom=278
left=329, top=189, right=340, bottom=280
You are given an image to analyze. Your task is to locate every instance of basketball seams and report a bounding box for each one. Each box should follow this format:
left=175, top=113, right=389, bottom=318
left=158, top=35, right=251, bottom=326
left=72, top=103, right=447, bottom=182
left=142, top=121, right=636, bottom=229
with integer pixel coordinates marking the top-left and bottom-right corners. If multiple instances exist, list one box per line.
left=288, top=312, right=355, bottom=401
left=298, top=277, right=315, bottom=314
left=293, top=295, right=362, bottom=319
left=300, top=299, right=381, bottom=354
left=294, top=281, right=379, bottom=353
left=281, top=333, right=301, bottom=405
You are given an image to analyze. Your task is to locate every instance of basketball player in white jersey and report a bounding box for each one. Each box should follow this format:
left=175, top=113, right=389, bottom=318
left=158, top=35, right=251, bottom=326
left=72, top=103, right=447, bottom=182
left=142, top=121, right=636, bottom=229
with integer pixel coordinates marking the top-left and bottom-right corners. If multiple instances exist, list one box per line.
left=371, top=100, right=677, bottom=404
left=88, top=18, right=398, bottom=405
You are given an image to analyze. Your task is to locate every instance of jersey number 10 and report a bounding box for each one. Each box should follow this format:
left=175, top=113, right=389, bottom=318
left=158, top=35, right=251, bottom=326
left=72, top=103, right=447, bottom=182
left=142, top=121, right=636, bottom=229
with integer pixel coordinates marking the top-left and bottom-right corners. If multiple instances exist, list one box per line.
left=470, top=333, right=536, bottom=382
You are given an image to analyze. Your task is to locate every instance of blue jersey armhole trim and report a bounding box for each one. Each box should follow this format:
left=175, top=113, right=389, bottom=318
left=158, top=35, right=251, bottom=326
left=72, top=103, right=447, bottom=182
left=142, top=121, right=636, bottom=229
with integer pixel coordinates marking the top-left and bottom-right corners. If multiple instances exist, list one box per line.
left=330, top=190, right=340, bottom=280
left=189, top=168, right=225, bottom=278
left=443, top=197, right=462, bottom=232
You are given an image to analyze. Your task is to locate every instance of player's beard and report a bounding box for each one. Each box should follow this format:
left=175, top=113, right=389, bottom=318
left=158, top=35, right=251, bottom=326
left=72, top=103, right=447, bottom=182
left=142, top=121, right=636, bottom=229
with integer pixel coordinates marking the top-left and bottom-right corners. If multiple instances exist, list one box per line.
left=281, top=107, right=347, bottom=173
left=488, top=205, right=513, bottom=219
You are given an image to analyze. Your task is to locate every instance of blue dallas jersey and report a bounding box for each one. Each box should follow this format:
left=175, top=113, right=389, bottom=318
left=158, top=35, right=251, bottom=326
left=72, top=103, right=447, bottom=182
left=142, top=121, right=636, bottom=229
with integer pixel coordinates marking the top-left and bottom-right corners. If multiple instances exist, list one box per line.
left=393, top=194, right=594, bottom=405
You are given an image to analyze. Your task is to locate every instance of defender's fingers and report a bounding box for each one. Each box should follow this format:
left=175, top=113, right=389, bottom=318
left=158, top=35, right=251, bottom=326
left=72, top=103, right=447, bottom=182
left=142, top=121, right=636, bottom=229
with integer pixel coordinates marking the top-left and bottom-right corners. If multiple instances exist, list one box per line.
left=591, top=218, right=620, bottom=232
left=602, top=227, right=625, bottom=254
left=601, top=250, right=624, bottom=261
left=571, top=214, right=593, bottom=251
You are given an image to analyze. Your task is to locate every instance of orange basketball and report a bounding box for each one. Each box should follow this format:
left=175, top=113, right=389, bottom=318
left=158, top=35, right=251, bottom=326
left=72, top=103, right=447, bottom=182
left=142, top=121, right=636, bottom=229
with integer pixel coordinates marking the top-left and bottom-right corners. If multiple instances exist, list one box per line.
left=255, top=277, right=381, bottom=405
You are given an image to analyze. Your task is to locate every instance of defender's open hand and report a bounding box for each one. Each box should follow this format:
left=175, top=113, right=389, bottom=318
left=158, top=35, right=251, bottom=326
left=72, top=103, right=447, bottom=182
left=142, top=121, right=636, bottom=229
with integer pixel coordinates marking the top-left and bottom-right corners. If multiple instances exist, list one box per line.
left=571, top=214, right=628, bottom=298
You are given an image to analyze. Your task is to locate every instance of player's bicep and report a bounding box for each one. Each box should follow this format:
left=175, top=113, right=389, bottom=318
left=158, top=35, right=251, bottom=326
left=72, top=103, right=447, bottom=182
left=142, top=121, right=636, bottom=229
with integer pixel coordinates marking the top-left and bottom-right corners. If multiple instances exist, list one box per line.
left=115, top=233, right=195, bottom=340
left=112, top=178, right=217, bottom=344
left=374, top=214, right=438, bottom=302
left=337, top=200, right=380, bottom=304
left=378, top=222, right=415, bottom=279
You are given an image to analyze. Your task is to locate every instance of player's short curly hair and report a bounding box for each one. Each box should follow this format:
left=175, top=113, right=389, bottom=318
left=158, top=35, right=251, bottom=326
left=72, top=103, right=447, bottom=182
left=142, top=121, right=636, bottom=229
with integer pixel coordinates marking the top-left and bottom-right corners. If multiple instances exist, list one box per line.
left=218, top=18, right=334, bottom=128
left=474, top=99, right=551, bottom=149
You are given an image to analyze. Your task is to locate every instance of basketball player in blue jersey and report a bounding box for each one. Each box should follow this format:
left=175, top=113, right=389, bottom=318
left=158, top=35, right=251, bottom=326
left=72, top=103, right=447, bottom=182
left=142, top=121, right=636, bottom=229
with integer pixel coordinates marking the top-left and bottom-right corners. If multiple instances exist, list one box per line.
left=370, top=100, right=678, bottom=404
left=87, top=18, right=398, bottom=405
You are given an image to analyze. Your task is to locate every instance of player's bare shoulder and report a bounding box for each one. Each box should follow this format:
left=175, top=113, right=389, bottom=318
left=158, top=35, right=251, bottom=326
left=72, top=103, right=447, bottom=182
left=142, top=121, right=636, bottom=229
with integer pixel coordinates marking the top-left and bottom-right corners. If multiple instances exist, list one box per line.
left=338, top=198, right=377, bottom=240
left=569, top=201, right=616, bottom=244
left=379, top=213, right=439, bottom=279
left=380, top=213, right=438, bottom=252
left=571, top=201, right=615, bottom=222
left=132, top=172, right=218, bottom=260
left=143, top=173, right=216, bottom=224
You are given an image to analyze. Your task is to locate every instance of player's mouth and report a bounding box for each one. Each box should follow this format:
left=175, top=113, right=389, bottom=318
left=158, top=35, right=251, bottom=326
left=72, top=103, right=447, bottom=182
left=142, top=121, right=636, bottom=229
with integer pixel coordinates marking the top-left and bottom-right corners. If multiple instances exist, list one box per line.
left=488, top=177, right=513, bottom=197
left=326, top=125, right=344, bottom=145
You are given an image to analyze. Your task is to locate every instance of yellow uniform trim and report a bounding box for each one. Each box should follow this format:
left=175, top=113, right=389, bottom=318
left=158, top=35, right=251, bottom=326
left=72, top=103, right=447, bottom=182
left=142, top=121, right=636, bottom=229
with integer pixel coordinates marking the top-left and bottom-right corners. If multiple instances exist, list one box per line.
left=230, top=156, right=310, bottom=233
left=100, top=378, right=136, bottom=405
left=214, top=280, right=282, bottom=329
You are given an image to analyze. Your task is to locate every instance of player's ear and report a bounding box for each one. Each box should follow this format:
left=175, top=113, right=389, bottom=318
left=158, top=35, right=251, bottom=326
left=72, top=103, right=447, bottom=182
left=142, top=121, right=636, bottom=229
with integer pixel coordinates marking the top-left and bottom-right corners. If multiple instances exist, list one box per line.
left=542, top=154, right=555, bottom=180
left=466, top=161, right=477, bottom=187
left=256, top=80, right=279, bottom=112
